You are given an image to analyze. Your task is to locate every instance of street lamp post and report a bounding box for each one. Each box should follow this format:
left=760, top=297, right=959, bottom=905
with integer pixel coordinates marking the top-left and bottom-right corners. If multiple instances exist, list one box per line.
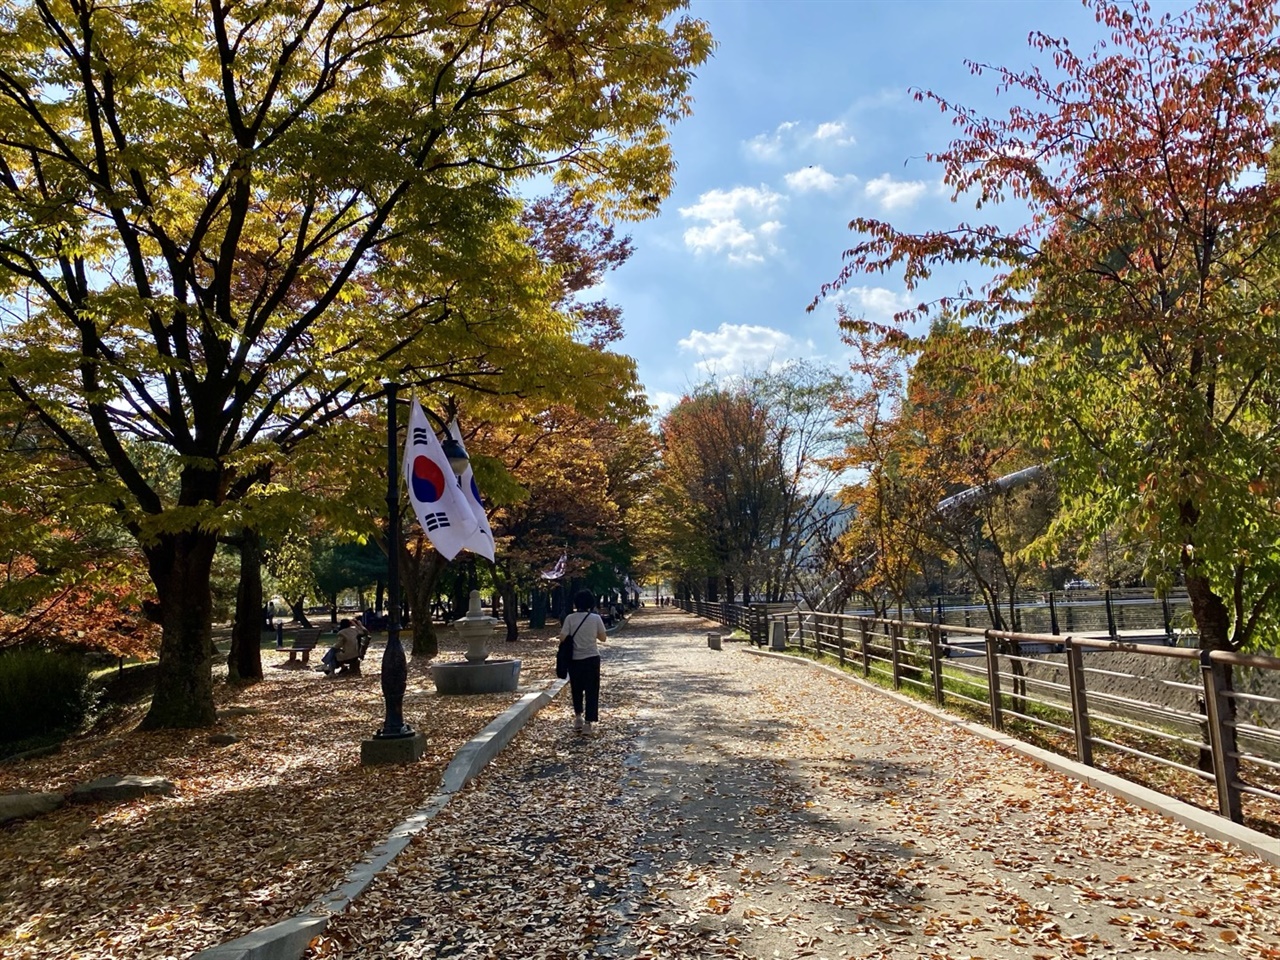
left=375, top=382, right=412, bottom=741
left=361, top=384, right=423, bottom=763
left=362, top=385, right=468, bottom=764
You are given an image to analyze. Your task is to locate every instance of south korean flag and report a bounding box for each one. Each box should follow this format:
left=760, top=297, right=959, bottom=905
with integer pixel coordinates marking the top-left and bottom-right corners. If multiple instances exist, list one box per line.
left=403, top=398, right=479, bottom=560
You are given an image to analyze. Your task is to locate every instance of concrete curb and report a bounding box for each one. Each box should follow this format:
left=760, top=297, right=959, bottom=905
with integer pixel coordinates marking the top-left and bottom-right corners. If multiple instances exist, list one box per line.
left=744, top=647, right=1280, bottom=869
left=195, top=678, right=569, bottom=960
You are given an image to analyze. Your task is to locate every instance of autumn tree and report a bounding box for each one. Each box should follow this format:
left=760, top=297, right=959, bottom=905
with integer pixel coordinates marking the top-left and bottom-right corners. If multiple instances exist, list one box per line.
left=0, top=1, right=711, bottom=727
left=829, top=309, right=1065, bottom=630
left=0, top=466, right=159, bottom=656
left=819, top=0, right=1280, bottom=654
left=482, top=385, right=654, bottom=640
left=521, top=186, right=635, bottom=349
left=827, top=325, right=942, bottom=618
left=659, top=386, right=777, bottom=603
left=657, top=365, right=849, bottom=604
left=391, top=186, right=651, bottom=649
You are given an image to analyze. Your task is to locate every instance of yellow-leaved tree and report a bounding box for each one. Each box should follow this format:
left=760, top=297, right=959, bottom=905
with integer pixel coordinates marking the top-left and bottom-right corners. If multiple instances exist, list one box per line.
left=0, top=0, right=712, bottom=727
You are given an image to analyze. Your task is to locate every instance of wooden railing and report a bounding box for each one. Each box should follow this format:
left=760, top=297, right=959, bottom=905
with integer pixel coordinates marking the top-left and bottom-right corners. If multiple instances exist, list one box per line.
left=676, top=599, right=794, bottom=646
left=676, top=599, right=1280, bottom=828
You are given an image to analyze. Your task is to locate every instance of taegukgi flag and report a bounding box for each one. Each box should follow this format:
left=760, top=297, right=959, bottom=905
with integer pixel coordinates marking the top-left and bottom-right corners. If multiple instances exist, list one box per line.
left=540, top=552, right=567, bottom=580
left=403, top=398, right=478, bottom=560
left=447, top=418, right=496, bottom=562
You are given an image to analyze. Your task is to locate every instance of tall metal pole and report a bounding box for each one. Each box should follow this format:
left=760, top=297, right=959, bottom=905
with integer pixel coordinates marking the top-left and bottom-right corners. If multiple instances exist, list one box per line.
left=377, top=383, right=412, bottom=739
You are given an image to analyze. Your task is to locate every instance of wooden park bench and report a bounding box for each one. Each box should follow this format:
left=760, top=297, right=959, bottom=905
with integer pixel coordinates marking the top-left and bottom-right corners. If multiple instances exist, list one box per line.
left=278, top=628, right=323, bottom=666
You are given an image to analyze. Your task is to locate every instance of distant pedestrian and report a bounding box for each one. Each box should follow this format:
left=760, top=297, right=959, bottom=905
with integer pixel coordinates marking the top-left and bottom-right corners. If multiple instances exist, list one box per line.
left=560, top=588, right=608, bottom=736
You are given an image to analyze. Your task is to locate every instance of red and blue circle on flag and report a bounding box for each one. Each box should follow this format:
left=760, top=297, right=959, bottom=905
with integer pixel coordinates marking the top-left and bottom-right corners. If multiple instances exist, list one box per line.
left=410, top=456, right=447, bottom=503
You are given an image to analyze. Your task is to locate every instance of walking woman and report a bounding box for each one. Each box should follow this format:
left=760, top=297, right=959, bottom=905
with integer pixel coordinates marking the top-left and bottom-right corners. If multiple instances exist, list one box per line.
left=560, top=588, right=608, bottom=736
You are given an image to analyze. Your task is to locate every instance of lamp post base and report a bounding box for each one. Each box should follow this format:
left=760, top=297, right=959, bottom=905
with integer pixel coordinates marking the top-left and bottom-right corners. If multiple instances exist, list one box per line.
left=360, top=730, right=426, bottom=766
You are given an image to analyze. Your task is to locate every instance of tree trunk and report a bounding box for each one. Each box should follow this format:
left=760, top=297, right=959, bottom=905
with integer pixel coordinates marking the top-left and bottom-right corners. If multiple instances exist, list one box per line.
left=404, top=544, right=447, bottom=659
left=450, top=576, right=469, bottom=623
left=530, top=588, right=548, bottom=628
left=227, top=529, right=265, bottom=682
left=502, top=582, right=519, bottom=642
left=290, top=598, right=312, bottom=628
left=1178, top=500, right=1239, bottom=773
left=140, top=529, right=219, bottom=729
left=1185, top=572, right=1232, bottom=651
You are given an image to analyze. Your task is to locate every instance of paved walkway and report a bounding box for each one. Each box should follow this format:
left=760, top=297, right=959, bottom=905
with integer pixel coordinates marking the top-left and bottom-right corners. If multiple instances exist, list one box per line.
left=316, top=609, right=1280, bottom=959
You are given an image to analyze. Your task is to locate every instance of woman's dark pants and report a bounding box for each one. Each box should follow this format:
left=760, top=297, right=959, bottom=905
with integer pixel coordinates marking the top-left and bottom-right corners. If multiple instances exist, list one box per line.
left=568, top=655, right=601, bottom=723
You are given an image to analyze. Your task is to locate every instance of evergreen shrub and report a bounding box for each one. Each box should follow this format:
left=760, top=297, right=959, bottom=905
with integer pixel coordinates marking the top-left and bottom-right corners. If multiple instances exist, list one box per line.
left=0, top=648, right=97, bottom=744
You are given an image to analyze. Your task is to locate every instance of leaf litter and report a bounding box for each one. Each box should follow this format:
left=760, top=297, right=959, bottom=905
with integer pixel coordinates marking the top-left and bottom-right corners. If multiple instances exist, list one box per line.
left=7, top=610, right=1280, bottom=959
left=0, top=628, right=562, bottom=959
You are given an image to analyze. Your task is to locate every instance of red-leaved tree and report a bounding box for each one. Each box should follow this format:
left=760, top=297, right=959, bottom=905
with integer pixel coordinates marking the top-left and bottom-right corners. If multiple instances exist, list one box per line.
left=820, top=0, right=1280, bottom=654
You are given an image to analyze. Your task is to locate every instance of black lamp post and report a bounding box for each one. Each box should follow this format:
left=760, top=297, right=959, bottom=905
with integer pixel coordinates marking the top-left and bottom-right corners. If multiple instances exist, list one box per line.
left=374, top=384, right=469, bottom=742
left=376, top=382, right=412, bottom=740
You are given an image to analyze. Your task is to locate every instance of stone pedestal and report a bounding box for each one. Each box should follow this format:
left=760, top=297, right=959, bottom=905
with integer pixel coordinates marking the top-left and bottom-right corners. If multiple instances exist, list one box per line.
left=360, top=731, right=426, bottom=766
left=431, top=658, right=522, bottom=694
left=707, top=633, right=722, bottom=650
left=453, top=589, right=498, bottom=662
left=430, top=589, right=520, bottom=694
left=770, top=621, right=787, bottom=651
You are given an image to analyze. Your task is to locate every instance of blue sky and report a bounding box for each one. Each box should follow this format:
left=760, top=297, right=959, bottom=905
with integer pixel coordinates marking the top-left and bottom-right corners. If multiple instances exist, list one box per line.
left=610, top=0, right=1123, bottom=413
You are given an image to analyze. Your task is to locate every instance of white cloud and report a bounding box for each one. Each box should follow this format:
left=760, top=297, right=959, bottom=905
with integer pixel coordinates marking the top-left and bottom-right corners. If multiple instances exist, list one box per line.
left=744, top=121, right=798, bottom=161
left=838, top=286, right=912, bottom=319
left=784, top=165, right=854, bottom=193
left=683, top=219, right=759, bottom=260
left=865, top=174, right=928, bottom=211
left=679, top=186, right=785, bottom=264
left=679, top=185, right=782, bottom=221
left=743, top=118, right=854, bottom=162
left=814, top=121, right=855, bottom=146
left=649, top=390, right=682, bottom=416
left=678, top=323, right=813, bottom=374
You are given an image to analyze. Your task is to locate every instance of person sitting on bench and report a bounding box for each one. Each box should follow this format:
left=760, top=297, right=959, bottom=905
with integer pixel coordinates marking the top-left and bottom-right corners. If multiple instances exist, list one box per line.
left=321, top=618, right=369, bottom=676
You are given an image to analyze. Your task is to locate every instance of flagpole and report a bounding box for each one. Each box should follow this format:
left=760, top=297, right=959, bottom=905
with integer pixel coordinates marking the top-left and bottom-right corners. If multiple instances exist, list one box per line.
left=377, top=382, right=412, bottom=740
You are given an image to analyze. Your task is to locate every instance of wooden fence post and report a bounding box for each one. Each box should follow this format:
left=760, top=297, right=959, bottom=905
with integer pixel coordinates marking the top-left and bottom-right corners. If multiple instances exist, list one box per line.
left=984, top=632, right=1003, bottom=730
left=1200, top=652, right=1243, bottom=823
left=929, top=624, right=944, bottom=705
left=860, top=620, right=870, bottom=677
left=837, top=616, right=845, bottom=666
left=1065, top=638, right=1092, bottom=766
left=890, top=622, right=902, bottom=690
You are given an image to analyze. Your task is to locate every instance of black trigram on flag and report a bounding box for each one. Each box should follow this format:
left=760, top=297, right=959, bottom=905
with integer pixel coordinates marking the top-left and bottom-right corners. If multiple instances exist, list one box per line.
left=411, top=426, right=431, bottom=447
left=422, top=511, right=450, bottom=531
